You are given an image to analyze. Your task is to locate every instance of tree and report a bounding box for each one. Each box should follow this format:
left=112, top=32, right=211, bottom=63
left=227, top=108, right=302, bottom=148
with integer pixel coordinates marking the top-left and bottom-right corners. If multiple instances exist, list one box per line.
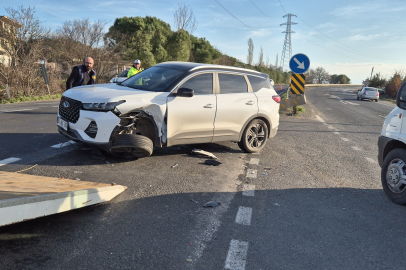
left=369, top=73, right=386, bottom=87
left=313, top=67, right=330, bottom=83
left=386, top=72, right=405, bottom=98
left=258, top=46, right=264, bottom=67
left=247, top=38, right=254, bottom=65
left=173, top=2, right=197, bottom=34
left=330, top=74, right=351, bottom=84
left=55, top=18, right=107, bottom=48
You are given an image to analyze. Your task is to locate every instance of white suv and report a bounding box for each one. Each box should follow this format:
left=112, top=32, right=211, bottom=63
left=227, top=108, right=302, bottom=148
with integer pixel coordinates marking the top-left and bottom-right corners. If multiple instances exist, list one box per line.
left=57, top=62, right=281, bottom=158
left=379, top=82, right=406, bottom=204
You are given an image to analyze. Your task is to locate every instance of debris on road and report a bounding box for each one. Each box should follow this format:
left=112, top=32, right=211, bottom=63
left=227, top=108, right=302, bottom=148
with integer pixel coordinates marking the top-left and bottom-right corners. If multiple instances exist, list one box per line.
left=204, top=159, right=222, bottom=166
left=203, top=201, right=221, bottom=208
left=74, top=171, right=82, bottom=174
left=191, top=149, right=218, bottom=159
left=171, top=163, right=178, bottom=168
left=190, top=199, right=198, bottom=204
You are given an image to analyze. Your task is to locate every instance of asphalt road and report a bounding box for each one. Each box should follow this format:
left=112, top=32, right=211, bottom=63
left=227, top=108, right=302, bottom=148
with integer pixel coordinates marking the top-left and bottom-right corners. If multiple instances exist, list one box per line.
left=1, top=87, right=404, bottom=270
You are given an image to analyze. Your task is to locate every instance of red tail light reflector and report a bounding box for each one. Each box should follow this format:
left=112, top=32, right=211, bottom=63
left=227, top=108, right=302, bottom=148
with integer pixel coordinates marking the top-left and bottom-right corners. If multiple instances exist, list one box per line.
left=272, top=95, right=281, bottom=103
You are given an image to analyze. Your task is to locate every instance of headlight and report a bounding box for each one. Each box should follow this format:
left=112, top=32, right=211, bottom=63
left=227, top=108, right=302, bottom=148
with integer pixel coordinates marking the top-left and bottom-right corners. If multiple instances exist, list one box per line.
left=82, top=101, right=125, bottom=111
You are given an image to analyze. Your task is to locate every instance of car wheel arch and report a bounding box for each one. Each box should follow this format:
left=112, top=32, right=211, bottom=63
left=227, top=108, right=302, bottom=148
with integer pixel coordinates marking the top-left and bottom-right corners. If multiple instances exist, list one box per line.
left=237, top=114, right=272, bottom=142
left=384, top=140, right=406, bottom=163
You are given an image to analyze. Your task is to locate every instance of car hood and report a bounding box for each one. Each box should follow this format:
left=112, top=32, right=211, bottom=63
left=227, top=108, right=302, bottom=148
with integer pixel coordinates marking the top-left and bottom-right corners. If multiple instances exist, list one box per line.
left=63, top=84, right=168, bottom=104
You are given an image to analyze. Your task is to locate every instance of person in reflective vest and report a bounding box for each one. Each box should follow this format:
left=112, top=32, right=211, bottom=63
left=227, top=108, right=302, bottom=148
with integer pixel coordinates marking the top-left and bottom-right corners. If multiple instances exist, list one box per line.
left=127, top=59, right=144, bottom=78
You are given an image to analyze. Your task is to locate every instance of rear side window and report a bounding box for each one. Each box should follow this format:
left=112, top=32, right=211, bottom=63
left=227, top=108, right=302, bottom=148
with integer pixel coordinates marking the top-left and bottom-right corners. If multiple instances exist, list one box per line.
left=180, top=73, right=213, bottom=95
left=248, top=75, right=271, bottom=92
left=218, top=73, right=248, bottom=94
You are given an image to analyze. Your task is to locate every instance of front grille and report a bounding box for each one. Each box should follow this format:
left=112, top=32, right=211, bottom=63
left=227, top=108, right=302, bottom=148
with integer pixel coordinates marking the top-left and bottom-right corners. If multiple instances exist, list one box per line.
left=59, top=96, right=82, bottom=123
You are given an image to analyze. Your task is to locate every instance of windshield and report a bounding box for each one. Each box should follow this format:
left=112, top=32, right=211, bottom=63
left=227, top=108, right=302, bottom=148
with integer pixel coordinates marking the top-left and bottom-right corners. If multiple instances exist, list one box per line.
left=121, top=66, right=186, bottom=92
left=118, top=70, right=128, bottom=77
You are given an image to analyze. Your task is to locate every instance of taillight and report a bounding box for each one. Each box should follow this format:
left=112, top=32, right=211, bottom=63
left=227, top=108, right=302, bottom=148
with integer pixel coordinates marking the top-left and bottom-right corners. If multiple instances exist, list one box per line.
left=377, top=92, right=379, bottom=96
left=272, top=95, right=281, bottom=103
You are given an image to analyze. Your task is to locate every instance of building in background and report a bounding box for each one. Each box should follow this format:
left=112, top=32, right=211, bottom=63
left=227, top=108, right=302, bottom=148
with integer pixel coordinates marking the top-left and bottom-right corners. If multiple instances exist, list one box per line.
left=0, top=16, right=21, bottom=66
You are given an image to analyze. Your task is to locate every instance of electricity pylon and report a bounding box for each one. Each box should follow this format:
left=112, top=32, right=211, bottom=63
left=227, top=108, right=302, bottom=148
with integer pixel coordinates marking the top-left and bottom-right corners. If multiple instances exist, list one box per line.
left=280, top=13, right=297, bottom=69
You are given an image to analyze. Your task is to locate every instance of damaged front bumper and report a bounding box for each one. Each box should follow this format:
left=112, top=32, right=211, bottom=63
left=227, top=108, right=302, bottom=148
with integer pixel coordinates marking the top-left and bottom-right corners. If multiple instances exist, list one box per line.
left=57, top=110, right=121, bottom=151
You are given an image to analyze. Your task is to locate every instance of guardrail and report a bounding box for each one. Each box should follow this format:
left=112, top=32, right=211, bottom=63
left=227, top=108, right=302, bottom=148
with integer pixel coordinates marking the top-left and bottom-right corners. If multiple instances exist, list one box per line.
left=306, top=84, right=363, bottom=87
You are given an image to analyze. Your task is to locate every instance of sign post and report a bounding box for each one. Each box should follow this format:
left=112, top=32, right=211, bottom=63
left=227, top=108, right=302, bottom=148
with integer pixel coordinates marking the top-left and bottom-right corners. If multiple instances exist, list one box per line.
left=280, top=53, right=310, bottom=110
left=40, top=63, right=50, bottom=95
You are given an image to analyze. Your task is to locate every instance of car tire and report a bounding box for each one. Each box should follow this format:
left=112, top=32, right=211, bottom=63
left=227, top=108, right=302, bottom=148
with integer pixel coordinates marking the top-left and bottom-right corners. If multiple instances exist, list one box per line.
left=238, top=119, right=268, bottom=153
left=381, top=148, right=406, bottom=204
left=375, top=99, right=378, bottom=102
left=111, top=134, right=153, bottom=158
left=357, top=96, right=359, bottom=100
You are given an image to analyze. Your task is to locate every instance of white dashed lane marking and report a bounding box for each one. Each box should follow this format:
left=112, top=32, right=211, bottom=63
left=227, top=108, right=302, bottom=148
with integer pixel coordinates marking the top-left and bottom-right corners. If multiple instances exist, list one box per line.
left=316, top=115, right=325, bottom=123
left=225, top=240, right=249, bottom=270
left=341, top=138, right=349, bottom=142
left=0, top=157, right=21, bottom=166
left=249, top=158, right=259, bottom=165
left=334, top=132, right=340, bottom=135
left=50, top=141, right=77, bottom=148
left=235, top=206, right=253, bottom=226
left=352, top=146, right=361, bottom=151
left=365, top=157, right=378, bottom=164
left=242, top=184, right=255, bottom=197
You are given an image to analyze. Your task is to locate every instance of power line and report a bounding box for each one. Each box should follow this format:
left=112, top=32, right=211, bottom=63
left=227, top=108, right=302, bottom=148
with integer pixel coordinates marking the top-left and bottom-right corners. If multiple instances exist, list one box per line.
left=268, top=0, right=392, bottom=62
left=249, top=0, right=272, bottom=18
left=278, top=0, right=287, bottom=15
left=214, top=0, right=254, bottom=29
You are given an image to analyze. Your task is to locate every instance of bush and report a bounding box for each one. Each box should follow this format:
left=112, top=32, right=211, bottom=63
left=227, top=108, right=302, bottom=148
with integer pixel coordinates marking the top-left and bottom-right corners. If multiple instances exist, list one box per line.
left=385, top=72, right=405, bottom=98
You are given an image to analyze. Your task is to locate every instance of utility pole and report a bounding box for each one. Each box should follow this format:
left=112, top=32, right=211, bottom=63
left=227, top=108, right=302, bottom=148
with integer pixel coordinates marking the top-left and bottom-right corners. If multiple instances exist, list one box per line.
left=280, top=13, right=297, bottom=69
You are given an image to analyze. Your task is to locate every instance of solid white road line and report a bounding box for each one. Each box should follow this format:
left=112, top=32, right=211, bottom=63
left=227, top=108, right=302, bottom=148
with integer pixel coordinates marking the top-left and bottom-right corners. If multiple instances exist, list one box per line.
left=246, top=169, right=257, bottom=178
left=0, top=157, right=21, bottom=166
left=235, top=207, right=252, bottom=226
left=365, top=157, right=378, bottom=164
left=242, top=184, right=255, bottom=197
left=50, top=141, right=77, bottom=148
left=225, top=240, right=249, bottom=270
left=0, top=108, right=35, bottom=113
left=249, top=158, right=259, bottom=165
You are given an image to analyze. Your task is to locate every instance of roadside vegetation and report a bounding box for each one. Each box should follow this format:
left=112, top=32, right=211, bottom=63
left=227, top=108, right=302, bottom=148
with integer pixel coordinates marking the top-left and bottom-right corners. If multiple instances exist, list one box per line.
left=0, top=4, right=291, bottom=103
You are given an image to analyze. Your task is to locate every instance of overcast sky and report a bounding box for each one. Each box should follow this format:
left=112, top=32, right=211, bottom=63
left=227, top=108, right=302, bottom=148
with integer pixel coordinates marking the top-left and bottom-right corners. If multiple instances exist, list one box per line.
left=1, top=0, right=405, bottom=84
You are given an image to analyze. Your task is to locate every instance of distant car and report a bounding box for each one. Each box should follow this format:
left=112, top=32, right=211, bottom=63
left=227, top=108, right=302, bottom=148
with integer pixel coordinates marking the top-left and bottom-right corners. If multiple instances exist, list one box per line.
left=269, top=79, right=274, bottom=86
left=357, top=86, right=379, bottom=102
left=378, top=88, right=385, bottom=95
left=109, top=70, right=129, bottom=84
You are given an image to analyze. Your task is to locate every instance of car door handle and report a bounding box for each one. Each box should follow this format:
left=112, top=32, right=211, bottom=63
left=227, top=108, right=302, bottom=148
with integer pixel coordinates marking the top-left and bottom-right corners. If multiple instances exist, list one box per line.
left=204, top=104, right=214, bottom=108
left=246, top=101, right=255, bottom=105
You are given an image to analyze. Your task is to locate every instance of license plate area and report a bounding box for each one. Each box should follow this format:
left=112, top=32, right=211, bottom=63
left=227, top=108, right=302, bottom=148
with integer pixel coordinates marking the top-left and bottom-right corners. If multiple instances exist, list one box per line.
left=57, top=116, right=68, bottom=131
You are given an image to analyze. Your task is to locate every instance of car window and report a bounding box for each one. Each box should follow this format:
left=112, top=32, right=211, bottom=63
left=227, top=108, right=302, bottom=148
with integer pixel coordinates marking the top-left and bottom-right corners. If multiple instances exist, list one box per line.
left=118, top=70, right=128, bottom=77
left=120, top=66, right=186, bottom=92
left=180, top=73, right=213, bottom=95
left=218, top=73, right=248, bottom=94
left=248, top=75, right=271, bottom=92
left=366, top=88, right=377, bottom=92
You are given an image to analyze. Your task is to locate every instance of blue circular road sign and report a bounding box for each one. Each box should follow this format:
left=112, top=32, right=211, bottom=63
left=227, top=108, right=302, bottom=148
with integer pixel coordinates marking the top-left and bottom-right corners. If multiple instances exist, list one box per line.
left=289, top=53, right=310, bottom=74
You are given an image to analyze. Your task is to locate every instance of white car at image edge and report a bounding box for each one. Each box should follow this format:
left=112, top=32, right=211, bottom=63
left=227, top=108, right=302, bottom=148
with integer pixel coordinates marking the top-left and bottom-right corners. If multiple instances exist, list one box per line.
left=57, top=62, right=281, bottom=158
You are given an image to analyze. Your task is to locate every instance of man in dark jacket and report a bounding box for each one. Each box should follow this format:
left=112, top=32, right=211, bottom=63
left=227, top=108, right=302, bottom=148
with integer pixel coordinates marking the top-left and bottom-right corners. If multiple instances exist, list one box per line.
left=66, top=57, right=96, bottom=90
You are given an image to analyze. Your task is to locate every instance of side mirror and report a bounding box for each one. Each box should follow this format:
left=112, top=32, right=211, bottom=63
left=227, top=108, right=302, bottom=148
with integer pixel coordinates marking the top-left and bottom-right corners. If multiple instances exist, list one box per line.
left=396, top=82, right=406, bottom=109
left=175, top=87, right=194, bottom=97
